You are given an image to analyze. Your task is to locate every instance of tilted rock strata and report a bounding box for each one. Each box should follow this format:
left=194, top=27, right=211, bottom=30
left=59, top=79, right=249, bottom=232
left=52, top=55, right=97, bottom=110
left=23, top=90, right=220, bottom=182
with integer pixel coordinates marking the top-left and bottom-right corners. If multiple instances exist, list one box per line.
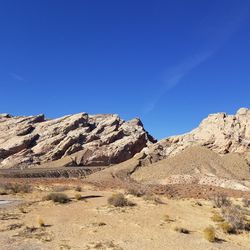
left=0, top=113, right=155, bottom=168
left=143, top=108, right=250, bottom=165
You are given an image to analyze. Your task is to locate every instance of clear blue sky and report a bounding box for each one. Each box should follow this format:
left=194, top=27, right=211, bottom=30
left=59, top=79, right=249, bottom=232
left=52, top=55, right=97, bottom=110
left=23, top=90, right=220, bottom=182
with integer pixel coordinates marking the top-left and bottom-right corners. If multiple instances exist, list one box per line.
left=0, top=0, right=250, bottom=139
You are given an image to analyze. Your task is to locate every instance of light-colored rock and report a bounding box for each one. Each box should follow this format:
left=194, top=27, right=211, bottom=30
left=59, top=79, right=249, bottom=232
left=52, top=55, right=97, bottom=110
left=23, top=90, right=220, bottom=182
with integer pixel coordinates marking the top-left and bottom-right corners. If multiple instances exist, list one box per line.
left=0, top=113, right=155, bottom=168
left=143, top=108, right=250, bottom=165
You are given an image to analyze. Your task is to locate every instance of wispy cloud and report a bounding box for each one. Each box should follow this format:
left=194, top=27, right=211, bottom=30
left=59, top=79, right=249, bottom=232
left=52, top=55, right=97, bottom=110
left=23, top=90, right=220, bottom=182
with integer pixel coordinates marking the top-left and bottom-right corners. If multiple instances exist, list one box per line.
left=162, top=51, right=213, bottom=91
left=144, top=50, right=213, bottom=114
left=143, top=2, right=250, bottom=115
left=9, top=73, right=24, bottom=81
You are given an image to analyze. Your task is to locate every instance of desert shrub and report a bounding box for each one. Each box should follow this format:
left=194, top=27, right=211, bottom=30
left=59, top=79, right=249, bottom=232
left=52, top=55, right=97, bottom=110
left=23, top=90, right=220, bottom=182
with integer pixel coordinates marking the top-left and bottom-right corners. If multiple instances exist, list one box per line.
left=245, top=222, right=250, bottom=231
left=52, top=185, right=70, bottom=192
left=44, top=193, right=70, bottom=204
left=219, top=222, right=236, bottom=234
left=242, top=198, right=250, bottom=207
left=0, top=188, right=8, bottom=195
left=75, top=186, right=82, bottom=192
left=75, top=193, right=82, bottom=200
left=126, top=185, right=147, bottom=197
left=143, top=193, right=163, bottom=204
left=203, top=226, right=216, bottom=242
left=174, top=227, right=190, bottom=234
left=221, top=205, right=245, bottom=231
left=18, top=207, right=27, bottom=214
left=108, top=193, right=135, bottom=207
left=195, top=201, right=202, bottom=206
left=37, top=216, right=45, bottom=227
left=98, top=222, right=106, bottom=226
left=3, top=183, right=32, bottom=194
left=211, top=213, right=224, bottom=222
left=164, top=214, right=175, bottom=223
left=212, top=194, right=231, bottom=208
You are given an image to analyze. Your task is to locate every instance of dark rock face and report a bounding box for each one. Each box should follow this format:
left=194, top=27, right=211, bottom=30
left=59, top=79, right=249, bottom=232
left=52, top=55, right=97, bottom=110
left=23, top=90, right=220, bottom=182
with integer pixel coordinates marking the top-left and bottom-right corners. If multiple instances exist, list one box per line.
left=0, top=113, right=156, bottom=168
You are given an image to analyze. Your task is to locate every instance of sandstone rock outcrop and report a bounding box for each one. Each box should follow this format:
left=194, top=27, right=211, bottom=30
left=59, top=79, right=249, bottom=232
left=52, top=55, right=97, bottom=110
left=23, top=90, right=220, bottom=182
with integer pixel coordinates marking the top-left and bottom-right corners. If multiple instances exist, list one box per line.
left=143, top=108, right=250, bottom=165
left=0, top=113, right=155, bottom=168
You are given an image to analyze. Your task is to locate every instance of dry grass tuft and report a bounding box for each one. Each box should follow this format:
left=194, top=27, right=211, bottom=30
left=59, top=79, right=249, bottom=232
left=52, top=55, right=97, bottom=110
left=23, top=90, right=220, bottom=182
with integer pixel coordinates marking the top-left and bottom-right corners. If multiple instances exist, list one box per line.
left=126, top=185, right=147, bottom=197
left=18, top=207, right=28, bottom=214
left=143, top=194, right=163, bottom=204
left=163, top=215, right=175, bottom=223
left=52, top=185, right=70, bottom=192
left=174, top=226, right=190, bottom=234
left=75, top=193, right=82, bottom=200
left=44, top=192, right=70, bottom=204
left=108, top=193, right=135, bottom=207
left=37, top=216, right=45, bottom=227
left=211, top=212, right=225, bottom=222
left=212, top=194, right=231, bottom=208
left=2, top=183, right=32, bottom=194
left=221, top=205, right=245, bottom=231
left=219, top=222, right=236, bottom=234
left=203, top=226, right=216, bottom=242
left=75, top=186, right=82, bottom=192
left=242, top=198, right=250, bottom=207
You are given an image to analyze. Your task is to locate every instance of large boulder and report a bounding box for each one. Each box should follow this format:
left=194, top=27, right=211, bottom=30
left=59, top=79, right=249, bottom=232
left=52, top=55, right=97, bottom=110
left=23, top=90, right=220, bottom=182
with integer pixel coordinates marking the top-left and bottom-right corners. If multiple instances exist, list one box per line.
left=0, top=113, right=156, bottom=168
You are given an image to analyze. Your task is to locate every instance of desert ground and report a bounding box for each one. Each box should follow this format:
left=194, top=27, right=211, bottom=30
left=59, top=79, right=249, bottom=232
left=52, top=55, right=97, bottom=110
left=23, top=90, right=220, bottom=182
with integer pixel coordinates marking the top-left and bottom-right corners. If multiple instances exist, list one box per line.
left=0, top=178, right=250, bottom=250
left=0, top=110, right=250, bottom=249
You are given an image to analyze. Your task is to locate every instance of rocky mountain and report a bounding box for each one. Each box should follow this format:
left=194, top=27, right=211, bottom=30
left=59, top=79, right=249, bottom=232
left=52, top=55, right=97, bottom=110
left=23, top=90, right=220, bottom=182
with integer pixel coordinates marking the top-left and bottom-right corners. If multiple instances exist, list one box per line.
left=143, top=108, right=250, bottom=166
left=0, top=108, right=249, bottom=170
left=0, top=113, right=155, bottom=169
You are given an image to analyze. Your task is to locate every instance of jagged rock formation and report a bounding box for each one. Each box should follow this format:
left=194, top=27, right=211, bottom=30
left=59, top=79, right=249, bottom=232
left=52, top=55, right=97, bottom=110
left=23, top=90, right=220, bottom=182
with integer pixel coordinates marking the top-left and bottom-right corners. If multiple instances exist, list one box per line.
left=143, top=108, right=250, bottom=165
left=1, top=108, right=249, bottom=172
left=0, top=113, right=155, bottom=169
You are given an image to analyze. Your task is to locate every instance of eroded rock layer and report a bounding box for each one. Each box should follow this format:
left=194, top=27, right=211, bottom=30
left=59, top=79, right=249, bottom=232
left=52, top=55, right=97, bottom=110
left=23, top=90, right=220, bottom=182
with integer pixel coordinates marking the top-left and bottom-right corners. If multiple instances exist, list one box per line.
left=143, top=108, right=250, bottom=165
left=0, top=113, right=155, bottom=168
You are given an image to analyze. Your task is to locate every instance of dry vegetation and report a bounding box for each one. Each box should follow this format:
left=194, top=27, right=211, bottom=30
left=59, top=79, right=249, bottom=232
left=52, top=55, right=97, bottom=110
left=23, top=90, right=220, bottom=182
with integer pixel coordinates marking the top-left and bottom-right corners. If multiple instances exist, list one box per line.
left=74, top=193, right=82, bottom=200
left=174, top=226, right=190, bottom=234
left=37, top=216, right=45, bottom=227
left=212, top=193, right=232, bottom=208
left=0, top=179, right=250, bottom=249
left=107, top=193, right=135, bottom=207
left=203, top=226, right=216, bottom=242
left=43, top=192, right=70, bottom=204
left=0, top=182, right=32, bottom=194
left=242, top=198, right=250, bottom=207
left=210, top=194, right=250, bottom=237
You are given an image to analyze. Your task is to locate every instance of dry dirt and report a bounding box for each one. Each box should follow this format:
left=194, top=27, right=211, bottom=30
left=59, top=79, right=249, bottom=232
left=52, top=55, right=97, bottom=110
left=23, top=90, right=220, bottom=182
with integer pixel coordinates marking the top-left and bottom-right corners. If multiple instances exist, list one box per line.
left=0, top=182, right=250, bottom=250
left=132, top=146, right=250, bottom=190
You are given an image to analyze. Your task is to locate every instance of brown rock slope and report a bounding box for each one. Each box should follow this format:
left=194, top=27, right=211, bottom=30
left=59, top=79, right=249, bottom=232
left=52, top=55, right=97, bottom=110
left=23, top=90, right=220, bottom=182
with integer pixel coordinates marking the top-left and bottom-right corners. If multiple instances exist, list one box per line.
left=0, top=113, right=155, bottom=169
left=132, top=146, right=250, bottom=190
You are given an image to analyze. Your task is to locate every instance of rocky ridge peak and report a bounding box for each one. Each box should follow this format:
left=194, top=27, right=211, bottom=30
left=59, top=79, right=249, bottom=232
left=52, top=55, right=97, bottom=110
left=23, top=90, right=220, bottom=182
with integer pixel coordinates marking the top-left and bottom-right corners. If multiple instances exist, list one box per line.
left=0, top=112, right=156, bottom=168
left=143, top=108, right=250, bottom=165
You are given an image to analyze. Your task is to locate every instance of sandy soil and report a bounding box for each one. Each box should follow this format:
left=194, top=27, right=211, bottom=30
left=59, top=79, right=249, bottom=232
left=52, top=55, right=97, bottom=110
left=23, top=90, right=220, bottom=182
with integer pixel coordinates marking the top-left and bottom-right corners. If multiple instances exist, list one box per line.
left=1, top=183, right=250, bottom=250
left=132, top=146, right=250, bottom=190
